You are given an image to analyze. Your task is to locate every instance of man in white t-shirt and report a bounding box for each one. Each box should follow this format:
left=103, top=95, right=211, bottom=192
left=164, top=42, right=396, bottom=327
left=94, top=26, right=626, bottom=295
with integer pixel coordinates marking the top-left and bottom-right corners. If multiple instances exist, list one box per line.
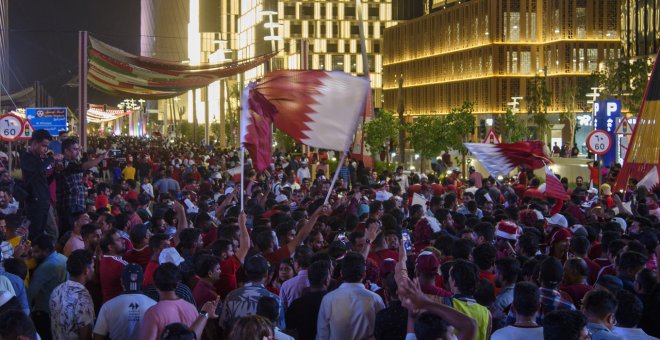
left=93, top=263, right=157, bottom=340
left=491, top=282, right=543, bottom=340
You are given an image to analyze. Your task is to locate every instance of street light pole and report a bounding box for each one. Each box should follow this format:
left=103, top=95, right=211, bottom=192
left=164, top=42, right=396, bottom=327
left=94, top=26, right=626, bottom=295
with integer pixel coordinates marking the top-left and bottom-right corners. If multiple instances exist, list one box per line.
left=586, top=87, right=604, bottom=184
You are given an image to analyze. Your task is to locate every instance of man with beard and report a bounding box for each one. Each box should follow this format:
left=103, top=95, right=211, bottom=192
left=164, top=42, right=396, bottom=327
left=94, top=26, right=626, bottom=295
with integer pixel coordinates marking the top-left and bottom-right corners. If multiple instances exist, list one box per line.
left=99, top=229, right=128, bottom=303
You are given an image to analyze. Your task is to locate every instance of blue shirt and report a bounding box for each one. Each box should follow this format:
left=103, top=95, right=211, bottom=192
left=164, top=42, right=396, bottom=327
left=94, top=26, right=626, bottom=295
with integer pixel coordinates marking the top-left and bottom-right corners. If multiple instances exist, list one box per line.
left=0, top=269, right=29, bottom=315
left=587, top=322, right=624, bottom=340
left=27, top=251, right=68, bottom=313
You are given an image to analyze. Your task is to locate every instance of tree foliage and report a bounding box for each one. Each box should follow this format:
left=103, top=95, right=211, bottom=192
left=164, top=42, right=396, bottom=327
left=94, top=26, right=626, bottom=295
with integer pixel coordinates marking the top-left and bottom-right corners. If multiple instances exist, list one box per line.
left=444, top=101, right=476, bottom=155
left=406, top=115, right=447, bottom=159
left=594, top=58, right=652, bottom=114
left=526, top=75, right=552, bottom=143
left=559, top=84, right=579, bottom=146
left=501, top=108, right=528, bottom=143
left=406, top=101, right=476, bottom=165
left=363, top=109, right=400, bottom=153
left=274, top=128, right=297, bottom=153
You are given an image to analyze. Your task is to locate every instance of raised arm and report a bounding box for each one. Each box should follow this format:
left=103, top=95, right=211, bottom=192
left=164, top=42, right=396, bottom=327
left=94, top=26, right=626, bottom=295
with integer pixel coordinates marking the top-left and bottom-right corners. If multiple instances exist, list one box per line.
left=82, top=152, right=108, bottom=171
left=288, top=204, right=329, bottom=254
left=360, top=221, right=380, bottom=259
left=236, top=211, right=251, bottom=264
left=172, top=201, right=189, bottom=243
left=398, top=277, right=477, bottom=340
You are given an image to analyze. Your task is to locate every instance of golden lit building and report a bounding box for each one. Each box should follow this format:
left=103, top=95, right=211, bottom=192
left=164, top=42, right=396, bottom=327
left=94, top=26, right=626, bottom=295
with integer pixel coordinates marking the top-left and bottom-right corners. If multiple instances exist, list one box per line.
left=141, top=0, right=240, bottom=143
left=238, top=0, right=400, bottom=107
left=621, top=0, right=660, bottom=58
left=382, top=0, right=621, bottom=118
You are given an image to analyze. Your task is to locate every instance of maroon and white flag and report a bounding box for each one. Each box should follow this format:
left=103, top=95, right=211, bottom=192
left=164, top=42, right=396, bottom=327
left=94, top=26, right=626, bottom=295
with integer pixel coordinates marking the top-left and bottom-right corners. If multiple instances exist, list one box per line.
left=241, top=70, right=370, bottom=171
left=464, top=141, right=551, bottom=177
left=544, top=165, right=569, bottom=200
left=637, top=165, right=659, bottom=189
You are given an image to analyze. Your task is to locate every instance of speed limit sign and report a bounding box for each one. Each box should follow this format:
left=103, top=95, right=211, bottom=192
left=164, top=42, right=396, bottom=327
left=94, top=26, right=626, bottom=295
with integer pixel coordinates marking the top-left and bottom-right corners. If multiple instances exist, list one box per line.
left=0, top=114, right=24, bottom=142
left=587, top=129, right=612, bottom=155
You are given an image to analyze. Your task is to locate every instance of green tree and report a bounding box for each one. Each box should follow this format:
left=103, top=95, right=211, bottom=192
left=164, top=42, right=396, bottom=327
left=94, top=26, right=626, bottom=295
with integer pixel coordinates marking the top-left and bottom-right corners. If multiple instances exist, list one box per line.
left=559, top=84, right=579, bottom=147
left=595, top=58, right=652, bottom=114
left=176, top=121, right=198, bottom=144
left=445, top=101, right=476, bottom=175
left=363, top=109, right=400, bottom=155
left=406, top=115, right=446, bottom=172
left=274, top=128, right=297, bottom=153
left=501, top=108, right=528, bottom=143
left=526, top=75, right=552, bottom=143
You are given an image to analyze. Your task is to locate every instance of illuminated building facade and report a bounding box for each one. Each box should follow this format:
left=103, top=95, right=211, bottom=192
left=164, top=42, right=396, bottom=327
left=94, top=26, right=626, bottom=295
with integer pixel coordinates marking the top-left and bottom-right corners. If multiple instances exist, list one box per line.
left=238, top=0, right=400, bottom=108
left=141, top=0, right=240, bottom=142
left=621, top=0, right=660, bottom=58
left=382, top=0, right=621, bottom=118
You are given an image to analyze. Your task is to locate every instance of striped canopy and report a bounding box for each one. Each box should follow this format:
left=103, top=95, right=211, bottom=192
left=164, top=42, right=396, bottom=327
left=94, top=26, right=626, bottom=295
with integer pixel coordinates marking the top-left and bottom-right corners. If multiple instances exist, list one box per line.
left=87, top=36, right=275, bottom=99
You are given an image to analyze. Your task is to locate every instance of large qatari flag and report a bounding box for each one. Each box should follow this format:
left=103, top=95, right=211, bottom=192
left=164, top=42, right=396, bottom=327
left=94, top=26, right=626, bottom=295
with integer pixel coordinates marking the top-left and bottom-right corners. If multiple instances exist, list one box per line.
left=615, top=48, right=660, bottom=191
left=464, top=141, right=551, bottom=177
left=241, top=70, right=370, bottom=171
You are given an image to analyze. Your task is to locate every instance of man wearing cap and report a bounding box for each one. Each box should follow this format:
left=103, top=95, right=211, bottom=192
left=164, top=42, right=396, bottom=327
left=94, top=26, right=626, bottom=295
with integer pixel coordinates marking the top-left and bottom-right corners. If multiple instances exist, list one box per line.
left=495, top=221, right=520, bottom=259
left=416, top=251, right=452, bottom=297
left=220, top=255, right=285, bottom=333
left=99, top=229, right=128, bottom=303
left=94, top=264, right=157, bottom=340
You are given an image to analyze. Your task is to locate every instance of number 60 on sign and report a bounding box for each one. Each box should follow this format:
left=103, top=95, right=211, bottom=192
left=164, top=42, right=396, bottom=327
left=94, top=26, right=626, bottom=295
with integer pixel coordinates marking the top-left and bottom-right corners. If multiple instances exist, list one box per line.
left=0, top=114, right=24, bottom=142
left=587, top=129, right=612, bottom=155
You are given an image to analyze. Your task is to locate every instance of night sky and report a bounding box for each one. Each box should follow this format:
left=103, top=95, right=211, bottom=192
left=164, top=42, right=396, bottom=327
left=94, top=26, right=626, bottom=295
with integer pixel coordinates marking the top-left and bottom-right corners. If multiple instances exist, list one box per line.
left=8, top=0, right=140, bottom=107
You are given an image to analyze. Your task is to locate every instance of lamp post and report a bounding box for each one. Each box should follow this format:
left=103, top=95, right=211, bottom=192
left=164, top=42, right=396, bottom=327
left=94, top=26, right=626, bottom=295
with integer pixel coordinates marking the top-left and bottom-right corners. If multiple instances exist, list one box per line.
left=586, top=87, right=604, bottom=183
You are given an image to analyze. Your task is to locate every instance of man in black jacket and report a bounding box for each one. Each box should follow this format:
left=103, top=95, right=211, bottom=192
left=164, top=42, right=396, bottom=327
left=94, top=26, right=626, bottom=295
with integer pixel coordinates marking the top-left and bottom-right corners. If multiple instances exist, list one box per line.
left=20, top=129, right=56, bottom=240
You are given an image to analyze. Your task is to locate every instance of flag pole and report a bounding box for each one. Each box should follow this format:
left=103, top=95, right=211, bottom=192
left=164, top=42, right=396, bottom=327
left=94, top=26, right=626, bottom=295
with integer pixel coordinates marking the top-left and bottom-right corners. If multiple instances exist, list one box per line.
left=240, top=146, right=245, bottom=212
left=324, top=151, right=349, bottom=204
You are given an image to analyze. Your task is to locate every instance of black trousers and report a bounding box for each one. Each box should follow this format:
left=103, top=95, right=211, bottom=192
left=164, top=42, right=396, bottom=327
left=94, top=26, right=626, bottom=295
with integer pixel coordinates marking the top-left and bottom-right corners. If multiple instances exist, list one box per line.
left=26, top=199, right=49, bottom=241
left=31, top=310, right=52, bottom=340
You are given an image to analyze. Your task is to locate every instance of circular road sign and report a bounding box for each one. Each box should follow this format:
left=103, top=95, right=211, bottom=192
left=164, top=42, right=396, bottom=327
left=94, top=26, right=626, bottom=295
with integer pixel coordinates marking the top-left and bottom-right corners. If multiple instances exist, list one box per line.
left=587, top=129, right=612, bottom=155
left=0, top=114, right=24, bottom=142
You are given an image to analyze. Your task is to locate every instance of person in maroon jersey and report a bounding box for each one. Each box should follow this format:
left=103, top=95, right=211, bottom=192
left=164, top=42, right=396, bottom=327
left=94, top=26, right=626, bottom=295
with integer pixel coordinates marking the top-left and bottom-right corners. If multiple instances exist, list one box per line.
left=99, top=229, right=128, bottom=303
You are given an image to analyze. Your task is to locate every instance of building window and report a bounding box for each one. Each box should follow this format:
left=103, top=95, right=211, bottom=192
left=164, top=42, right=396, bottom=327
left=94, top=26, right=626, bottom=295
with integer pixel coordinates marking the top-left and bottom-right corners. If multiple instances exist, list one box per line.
left=345, top=5, right=355, bottom=18
left=368, top=5, right=379, bottom=18
left=291, top=24, right=302, bottom=35
left=505, top=12, right=520, bottom=42
left=368, top=55, right=375, bottom=72
left=284, top=4, right=295, bottom=17
left=332, top=55, right=344, bottom=71
left=587, top=48, right=598, bottom=72
left=301, top=4, right=313, bottom=18
left=351, top=24, right=360, bottom=36
left=327, top=42, right=338, bottom=53
left=576, top=7, right=586, bottom=38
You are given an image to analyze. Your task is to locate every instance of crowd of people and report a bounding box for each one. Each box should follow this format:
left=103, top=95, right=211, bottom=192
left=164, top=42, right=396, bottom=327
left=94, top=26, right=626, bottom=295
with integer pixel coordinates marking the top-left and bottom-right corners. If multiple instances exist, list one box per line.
left=0, top=130, right=657, bottom=340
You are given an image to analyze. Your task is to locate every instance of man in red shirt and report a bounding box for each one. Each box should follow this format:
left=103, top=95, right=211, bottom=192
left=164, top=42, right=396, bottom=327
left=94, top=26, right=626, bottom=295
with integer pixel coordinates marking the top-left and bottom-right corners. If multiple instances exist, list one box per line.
left=214, top=212, right=251, bottom=299
left=143, top=233, right=172, bottom=287
left=257, top=204, right=328, bottom=266
left=124, top=224, right=151, bottom=270
left=99, top=229, right=128, bottom=303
